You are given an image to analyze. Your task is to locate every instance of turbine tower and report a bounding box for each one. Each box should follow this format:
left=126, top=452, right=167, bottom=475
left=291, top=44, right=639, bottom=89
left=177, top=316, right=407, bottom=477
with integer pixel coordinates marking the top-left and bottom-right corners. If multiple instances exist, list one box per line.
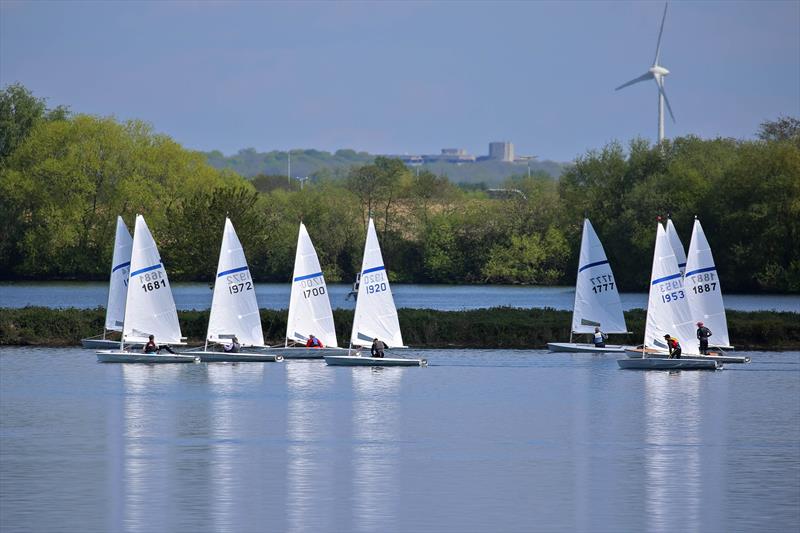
left=615, top=2, right=675, bottom=144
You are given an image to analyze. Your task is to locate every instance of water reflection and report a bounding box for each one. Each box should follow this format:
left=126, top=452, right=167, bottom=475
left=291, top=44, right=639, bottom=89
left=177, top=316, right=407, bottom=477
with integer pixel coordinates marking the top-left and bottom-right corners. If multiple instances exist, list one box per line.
left=644, top=371, right=702, bottom=532
left=286, top=362, right=335, bottom=532
left=351, top=367, right=403, bottom=532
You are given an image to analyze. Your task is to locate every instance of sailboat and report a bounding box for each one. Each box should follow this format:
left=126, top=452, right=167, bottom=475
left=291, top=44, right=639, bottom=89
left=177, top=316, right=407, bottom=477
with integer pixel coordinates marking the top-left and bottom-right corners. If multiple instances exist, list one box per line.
left=619, top=223, right=721, bottom=370
left=82, top=216, right=136, bottom=349
left=96, top=215, right=197, bottom=363
left=270, top=222, right=348, bottom=358
left=683, top=217, right=748, bottom=362
left=187, top=217, right=282, bottom=362
left=325, top=218, right=426, bottom=367
left=547, top=219, right=629, bottom=353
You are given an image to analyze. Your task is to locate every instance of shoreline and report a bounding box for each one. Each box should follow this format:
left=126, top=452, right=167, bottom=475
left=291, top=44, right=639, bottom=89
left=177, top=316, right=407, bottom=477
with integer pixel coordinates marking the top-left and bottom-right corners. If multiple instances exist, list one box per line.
left=2, top=307, right=799, bottom=351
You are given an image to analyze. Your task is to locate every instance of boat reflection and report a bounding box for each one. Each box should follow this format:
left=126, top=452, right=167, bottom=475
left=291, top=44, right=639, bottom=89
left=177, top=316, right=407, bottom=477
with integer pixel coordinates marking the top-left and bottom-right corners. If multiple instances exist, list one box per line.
left=351, top=367, right=403, bottom=532
left=286, top=362, right=336, bottom=532
left=644, top=371, right=703, bottom=532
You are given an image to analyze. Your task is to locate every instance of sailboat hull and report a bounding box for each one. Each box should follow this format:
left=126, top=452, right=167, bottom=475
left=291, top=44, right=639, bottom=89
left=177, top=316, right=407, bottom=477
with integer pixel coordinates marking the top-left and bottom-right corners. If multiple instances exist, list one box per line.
left=547, top=342, right=626, bottom=354
left=191, top=350, right=283, bottom=363
left=617, top=357, right=721, bottom=370
left=625, top=346, right=749, bottom=363
left=324, top=355, right=426, bottom=367
left=96, top=350, right=199, bottom=363
left=257, top=346, right=349, bottom=359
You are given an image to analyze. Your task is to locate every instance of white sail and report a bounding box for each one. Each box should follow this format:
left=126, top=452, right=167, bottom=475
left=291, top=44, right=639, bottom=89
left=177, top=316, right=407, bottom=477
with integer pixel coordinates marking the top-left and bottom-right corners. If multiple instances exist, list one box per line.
left=665, top=218, right=687, bottom=276
left=286, top=223, right=338, bottom=347
left=207, top=218, right=264, bottom=347
left=122, top=215, right=182, bottom=344
left=571, top=219, right=627, bottom=334
left=644, top=223, right=696, bottom=350
left=685, top=218, right=730, bottom=348
left=350, top=218, right=404, bottom=348
left=105, top=216, right=133, bottom=332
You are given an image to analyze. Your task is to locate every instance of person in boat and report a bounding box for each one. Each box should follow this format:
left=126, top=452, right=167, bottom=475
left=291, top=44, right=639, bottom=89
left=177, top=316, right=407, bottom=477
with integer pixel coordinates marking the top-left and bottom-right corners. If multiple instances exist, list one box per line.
left=664, top=334, right=681, bottom=359
left=223, top=336, right=240, bottom=353
left=371, top=338, right=385, bottom=358
left=306, top=334, right=324, bottom=348
left=593, top=326, right=608, bottom=348
left=696, top=322, right=712, bottom=355
left=143, top=334, right=176, bottom=354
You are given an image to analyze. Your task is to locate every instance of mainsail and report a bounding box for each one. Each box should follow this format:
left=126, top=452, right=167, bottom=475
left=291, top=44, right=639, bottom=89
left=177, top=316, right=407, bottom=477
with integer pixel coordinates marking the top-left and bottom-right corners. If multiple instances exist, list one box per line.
left=286, top=222, right=338, bottom=347
left=665, top=218, right=687, bottom=276
left=684, top=218, right=730, bottom=348
left=350, top=218, right=404, bottom=348
left=571, top=219, right=627, bottom=334
left=105, top=216, right=133, bottom=332
left=206, top=218, right=265, bottom=347
left=644, top=223, right=695, bottom=350
left=122, top=215, right=183, bottom=344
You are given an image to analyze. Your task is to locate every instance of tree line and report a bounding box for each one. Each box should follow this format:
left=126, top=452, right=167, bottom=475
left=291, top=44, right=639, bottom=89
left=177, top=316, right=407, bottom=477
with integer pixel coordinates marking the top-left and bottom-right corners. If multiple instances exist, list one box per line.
left=1, top=83, right=798, bottom=292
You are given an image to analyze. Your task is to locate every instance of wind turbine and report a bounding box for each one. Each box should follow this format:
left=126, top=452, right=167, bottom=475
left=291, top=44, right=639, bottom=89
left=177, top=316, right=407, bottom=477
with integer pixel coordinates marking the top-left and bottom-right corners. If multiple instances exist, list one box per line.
left=615, top=2, right=675, bottom=144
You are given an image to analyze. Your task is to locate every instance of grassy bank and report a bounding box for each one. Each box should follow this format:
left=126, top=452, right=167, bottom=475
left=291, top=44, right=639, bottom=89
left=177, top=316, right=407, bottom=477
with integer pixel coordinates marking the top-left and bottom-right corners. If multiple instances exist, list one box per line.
left=2, top=307, right=799, bottom=350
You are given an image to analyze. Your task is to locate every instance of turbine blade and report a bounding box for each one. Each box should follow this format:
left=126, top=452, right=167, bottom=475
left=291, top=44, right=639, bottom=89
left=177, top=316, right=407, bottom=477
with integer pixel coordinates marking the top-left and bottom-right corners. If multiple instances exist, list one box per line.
left=615, top=72, right=654, bottom=91
left=655, top=77, right=676, bottom=123
left=653, top=2, right=668, bottom=65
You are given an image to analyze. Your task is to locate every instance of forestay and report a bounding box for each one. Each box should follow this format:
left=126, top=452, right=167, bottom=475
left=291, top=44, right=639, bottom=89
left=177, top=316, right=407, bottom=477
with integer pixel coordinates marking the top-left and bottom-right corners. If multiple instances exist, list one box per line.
left=350, top=218, right=404, bottom=348
left=643, top=223, right=695, bottom=350
left=685, top=218, right=730, bottom=347
left=286, top=222, right=338, bottom=347
left=123, top=215, right=183, bottom=344
left=571, top=219, right=627, bottom=334
left=105, top=216, right=133, bottom=332
left=665, top=218, right=687, bottom=276
left=207, top=218, right=264, bottom=347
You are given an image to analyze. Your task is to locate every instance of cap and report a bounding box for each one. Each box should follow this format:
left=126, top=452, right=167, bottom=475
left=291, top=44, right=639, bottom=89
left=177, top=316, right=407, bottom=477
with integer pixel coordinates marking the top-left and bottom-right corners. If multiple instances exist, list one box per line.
left=697, top=321, right=703, bottom=326
left=663, top=334, right=670, bottom=339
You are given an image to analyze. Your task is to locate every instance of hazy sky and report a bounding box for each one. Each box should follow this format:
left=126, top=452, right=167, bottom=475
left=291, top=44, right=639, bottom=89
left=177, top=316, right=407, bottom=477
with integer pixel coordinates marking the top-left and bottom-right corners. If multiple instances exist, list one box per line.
left=1, top=0, right=798, bottom=162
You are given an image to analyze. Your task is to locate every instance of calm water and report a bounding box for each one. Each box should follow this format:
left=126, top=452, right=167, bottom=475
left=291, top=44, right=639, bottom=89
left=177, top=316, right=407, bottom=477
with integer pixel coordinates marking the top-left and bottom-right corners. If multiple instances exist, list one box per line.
left=1, top=348, right=798, bottom=532
left=1, top=282, right=798, bottom=312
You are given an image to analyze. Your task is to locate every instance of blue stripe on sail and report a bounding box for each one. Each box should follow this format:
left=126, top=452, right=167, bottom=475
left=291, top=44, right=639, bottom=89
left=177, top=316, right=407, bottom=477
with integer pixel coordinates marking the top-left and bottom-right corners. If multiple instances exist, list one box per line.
left=130, top=263, right=161, bottom=277
left=217, top=266, right=249, bottom=278
left=678, top=262, right=687, bottom=268
left=362, top=265, right=385, bottom=275
left=112, top=261, right=130, bottom=273
left=685, top=266, right=716, bottom=278
left=578, top=260, right=609, bottom=273
left=651, top=272, right=682, bottom=285
left=294, top=271, right=323, bottom=282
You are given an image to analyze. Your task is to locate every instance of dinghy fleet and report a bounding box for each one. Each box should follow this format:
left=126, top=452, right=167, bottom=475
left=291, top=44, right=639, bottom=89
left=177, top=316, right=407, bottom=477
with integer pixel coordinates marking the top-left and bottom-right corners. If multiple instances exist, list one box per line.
left=88, top=215, right=425, bottom=367
left=86, top=212, right=742, bottom=371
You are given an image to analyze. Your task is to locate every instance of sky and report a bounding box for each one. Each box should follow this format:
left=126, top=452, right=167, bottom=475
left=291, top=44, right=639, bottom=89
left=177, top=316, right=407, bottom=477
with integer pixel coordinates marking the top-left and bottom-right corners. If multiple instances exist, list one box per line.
left=1, top=0, right=798, bottom=162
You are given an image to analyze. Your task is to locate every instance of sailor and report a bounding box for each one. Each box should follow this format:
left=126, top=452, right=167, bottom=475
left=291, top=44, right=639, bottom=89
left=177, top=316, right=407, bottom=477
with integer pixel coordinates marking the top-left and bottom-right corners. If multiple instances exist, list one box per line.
left=664, top=334, right=682, bottom=359
left=371, top=338, right=385, bottom=358
left=306, top=334, right=323, bottom=348
left=593, top=326, right=608, bottom=348
left=223, top=335, right=240, bottom=353
left=696, top=322, right=712, bottom=355
left=143, top=334, right=175, bottom=354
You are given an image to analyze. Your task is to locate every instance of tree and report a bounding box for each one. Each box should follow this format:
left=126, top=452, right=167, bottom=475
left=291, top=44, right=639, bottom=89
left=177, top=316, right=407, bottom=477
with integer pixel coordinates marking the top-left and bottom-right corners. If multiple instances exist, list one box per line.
left=0, top=83, right=69, bottom=163
left=758, top=116, right=800, bottom=146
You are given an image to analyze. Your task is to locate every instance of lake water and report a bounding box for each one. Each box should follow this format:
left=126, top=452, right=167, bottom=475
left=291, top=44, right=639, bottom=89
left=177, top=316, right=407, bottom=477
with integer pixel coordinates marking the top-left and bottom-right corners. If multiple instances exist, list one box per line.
left=1, top=348, right=798, bottom=532
left=1, top=282, right=798, bottom=312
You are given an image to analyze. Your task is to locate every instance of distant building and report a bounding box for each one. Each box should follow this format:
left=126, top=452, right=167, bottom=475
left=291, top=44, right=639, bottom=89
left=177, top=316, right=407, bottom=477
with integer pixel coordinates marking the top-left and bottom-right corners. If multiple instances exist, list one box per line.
left=488, top=141, right=514, bottom=162
left=385, top=148, right=475, bottom=164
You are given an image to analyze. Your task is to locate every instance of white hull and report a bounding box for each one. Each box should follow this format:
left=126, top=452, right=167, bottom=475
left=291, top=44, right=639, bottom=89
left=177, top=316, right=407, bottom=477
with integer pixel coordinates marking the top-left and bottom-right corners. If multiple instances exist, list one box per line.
left=618, top=357, right=722, bottom=370
left=547, top=342, right=626, bottom=354
left=96, top=350, right=199, bottom=363
left=625, top=346, right=749, bottom=363
left=324, top=355, right=427, bottom=367
left=81, top=338, right=142, bottom=350
left=189, top=350, right=283, bottom=363
left=260, top=346, right=351, bottom=359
